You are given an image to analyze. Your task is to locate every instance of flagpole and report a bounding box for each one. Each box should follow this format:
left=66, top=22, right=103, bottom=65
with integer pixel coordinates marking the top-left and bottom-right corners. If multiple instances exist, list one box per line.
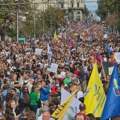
left=102, top=63, right=107, bottom=81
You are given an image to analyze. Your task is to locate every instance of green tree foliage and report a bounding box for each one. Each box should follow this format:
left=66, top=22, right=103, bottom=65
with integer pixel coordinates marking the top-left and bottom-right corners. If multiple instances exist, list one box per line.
left=97, top=0, right=120, bottom=31
left=41, top=6, right=67, bottom=32
left=0, top=0, right=31, bottom=39
left=83, top=5, right=89, bottom=17
left=20, top=6, right=67, bottom=37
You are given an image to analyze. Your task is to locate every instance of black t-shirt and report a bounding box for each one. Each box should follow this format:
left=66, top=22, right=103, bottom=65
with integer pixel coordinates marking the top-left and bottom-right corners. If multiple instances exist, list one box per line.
left=78, top=70, right=85, bottom=81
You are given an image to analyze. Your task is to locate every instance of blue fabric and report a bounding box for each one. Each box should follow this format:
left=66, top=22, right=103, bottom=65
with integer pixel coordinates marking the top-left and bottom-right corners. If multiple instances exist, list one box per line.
left=106, top=44, right=112, bottom=54
left=101, top=64, right=120, bottom=120
left=40, top=86, right=50, bottom=101
left=2, top=90, right=7, bottom=101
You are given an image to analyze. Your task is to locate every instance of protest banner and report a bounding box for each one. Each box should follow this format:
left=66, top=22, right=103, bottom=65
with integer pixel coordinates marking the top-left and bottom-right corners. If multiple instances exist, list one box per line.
left=47, top=63, right=58, bottom=73
left=52, top=89, right=78, bottom=120
left=35, top=48, right=42, bottom=56
left=114, top=52, right=120, bottom=64
left=102, top=62, right=113, bottom=76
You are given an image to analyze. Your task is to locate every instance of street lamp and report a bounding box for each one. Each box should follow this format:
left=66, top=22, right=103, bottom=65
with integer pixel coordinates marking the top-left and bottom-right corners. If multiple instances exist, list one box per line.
left=15, top=0, right=19, bottom=43
left=33, top=0, right=36, bottom=40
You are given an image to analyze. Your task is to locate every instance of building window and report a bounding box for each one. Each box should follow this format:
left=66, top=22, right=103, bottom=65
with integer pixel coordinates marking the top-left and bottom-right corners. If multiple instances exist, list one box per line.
left=77, top=2, right=80, bottom=8
left=71, top=2, right=73, bottom=7
left=61, top=3, right=64, bottom=8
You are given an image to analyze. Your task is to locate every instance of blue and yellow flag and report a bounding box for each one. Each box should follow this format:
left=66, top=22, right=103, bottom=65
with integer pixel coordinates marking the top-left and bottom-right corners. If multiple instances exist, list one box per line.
left=52, top=90, right=77, bottom=120
left=84, top=62, right=106, bottom=117
left=101, top=64, right=120, bottom=120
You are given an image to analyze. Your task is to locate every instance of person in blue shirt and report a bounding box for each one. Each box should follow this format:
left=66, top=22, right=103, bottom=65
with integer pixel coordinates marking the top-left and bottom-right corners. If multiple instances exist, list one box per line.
left=40, top=80, right=50, bottom=106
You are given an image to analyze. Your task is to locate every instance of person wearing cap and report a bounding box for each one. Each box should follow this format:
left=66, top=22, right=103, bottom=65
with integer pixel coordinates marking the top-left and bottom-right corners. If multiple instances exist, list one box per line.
left=77, top=85, right=84, bottom=102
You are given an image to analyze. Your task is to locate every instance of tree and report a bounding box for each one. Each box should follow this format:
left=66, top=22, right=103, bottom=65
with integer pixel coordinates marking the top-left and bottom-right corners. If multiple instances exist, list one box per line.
left=83, top=5, right=89, bottom=17
left=0, top=0, right=31, bottom=40
left=97, top=0, right=120, bottom=32
left=42, top=6, right=67, bottom=32
left=20, top=6, right=67, bottom=37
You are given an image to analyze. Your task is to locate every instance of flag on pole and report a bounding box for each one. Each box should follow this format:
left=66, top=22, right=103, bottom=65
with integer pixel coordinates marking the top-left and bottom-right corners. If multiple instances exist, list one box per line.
left=52, top=90, right=78, bottom=120
left=61, top=88, right=81, bottom=120
left=53, top=31, right=58, bottom=41
left=84, top=62, right=106, bottom=117
left=47, top=43, right=52, bottom=61
left=101, top=64, right=120, bottom=120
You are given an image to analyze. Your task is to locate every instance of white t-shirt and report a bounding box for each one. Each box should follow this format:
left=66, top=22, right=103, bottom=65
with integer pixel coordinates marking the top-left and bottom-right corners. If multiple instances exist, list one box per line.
left=60, top=71, right=66, bottom=78
left=37, top=114, right=55, bottom=120
left=77, top=91, right=84, bottom=100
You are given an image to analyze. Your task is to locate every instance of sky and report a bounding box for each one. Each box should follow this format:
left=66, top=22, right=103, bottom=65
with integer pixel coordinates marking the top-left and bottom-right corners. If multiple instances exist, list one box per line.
left=85, top=0, right=98, bottom=14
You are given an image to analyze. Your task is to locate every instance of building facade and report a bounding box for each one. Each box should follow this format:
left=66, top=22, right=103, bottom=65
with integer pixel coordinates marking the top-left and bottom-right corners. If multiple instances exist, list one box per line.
left=30, top=0, right=85, bottom=21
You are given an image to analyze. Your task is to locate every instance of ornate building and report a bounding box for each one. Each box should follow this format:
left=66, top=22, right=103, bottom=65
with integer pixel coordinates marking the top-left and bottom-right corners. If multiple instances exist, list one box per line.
left=30, top=0, right=85, bottom=21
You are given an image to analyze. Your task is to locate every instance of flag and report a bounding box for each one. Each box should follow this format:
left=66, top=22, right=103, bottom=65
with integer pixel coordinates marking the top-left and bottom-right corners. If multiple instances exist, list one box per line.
left=74, top=33, right=78, bottom=36
left=106, top=44, right=112, bottom=54
left=101, top=64, right=120, bottom=120
left=53, top=31, right=58, bottom=41
left=47, top=43, right=52, bottom=61
left=84, top=62, right=106, bottom=117
left=52, top=90, right=78, bottom=120
left=61, top=88, right=81, bottom=120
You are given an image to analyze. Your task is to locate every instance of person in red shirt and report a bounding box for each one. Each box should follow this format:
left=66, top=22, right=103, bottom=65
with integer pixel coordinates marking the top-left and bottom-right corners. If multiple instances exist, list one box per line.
left=75, top=103, right=87, bottom=120
left=74, top=66, right=80, bottom=75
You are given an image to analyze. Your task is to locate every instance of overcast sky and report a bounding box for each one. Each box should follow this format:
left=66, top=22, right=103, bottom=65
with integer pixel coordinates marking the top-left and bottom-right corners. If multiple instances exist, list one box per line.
left=85, top=0, right=98, bottom=13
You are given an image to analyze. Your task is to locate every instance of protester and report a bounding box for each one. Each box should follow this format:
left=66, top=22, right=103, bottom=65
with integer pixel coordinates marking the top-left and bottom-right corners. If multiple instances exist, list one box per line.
left=75, top=103, right=87, bottom=120
left=0, top=18, right=119, bottom=120
left=5, top=100, right=18, bottom=120
left=40, top=81, right=50, bottom=107
left=29, top=87, right=39, bottom=113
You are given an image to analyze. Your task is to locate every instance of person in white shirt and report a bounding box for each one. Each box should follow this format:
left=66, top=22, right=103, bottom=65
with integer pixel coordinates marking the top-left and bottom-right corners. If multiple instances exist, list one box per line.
left=59, top=68, right=66, bottom=78
left=77, top=85, right=84, bottom=101
left=27, top=78, right=34, bottom=93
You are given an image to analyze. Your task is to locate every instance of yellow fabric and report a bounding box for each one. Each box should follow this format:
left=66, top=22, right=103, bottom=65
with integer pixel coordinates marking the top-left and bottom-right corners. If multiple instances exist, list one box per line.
left=53, top=31, right=58, bottom=41
left=74, top=33, right=78, bottom=36
left=84, top=62, right=106, bottom=117
left=52, top=90, right=77, bottom=120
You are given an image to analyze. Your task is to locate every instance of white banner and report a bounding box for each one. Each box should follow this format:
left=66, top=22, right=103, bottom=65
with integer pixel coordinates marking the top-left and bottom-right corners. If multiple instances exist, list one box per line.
left=35, top=48, right=42, bottom=56
left=114, top=52, right=120, bottom=64
left=61, top=88, right=81, bottom=120
left=47, top=63, right=58, bottom=73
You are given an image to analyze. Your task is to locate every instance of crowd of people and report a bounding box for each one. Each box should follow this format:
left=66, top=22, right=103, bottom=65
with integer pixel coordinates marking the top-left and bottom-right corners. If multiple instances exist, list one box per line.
left=0, top=18, right=119, bottom=120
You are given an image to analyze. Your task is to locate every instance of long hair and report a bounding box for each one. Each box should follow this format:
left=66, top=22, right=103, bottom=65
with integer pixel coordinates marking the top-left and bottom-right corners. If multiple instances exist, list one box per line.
left=6, top=93, right=12, bottom=103
left=5, top=100, right=15, bottom=120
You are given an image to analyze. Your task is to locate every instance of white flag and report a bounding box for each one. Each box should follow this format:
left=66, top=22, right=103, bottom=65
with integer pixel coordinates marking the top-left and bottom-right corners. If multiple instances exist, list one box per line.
left=61, top=88, right=81, bottom=120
